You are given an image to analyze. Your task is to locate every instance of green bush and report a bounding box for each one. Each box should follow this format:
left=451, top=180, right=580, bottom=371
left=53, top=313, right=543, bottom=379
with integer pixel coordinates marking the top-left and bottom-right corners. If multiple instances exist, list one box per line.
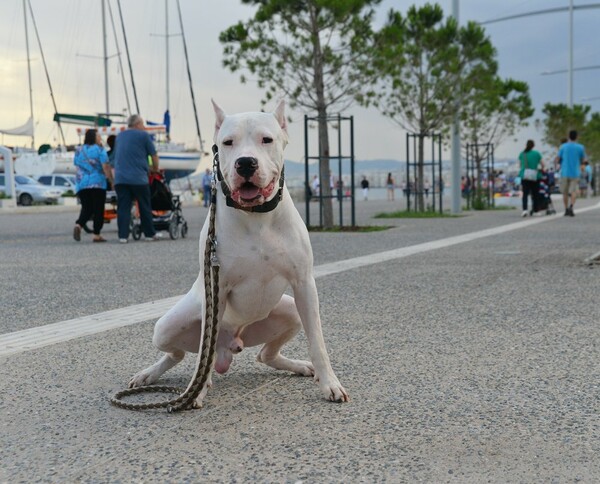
left=471, top=188, right=491, bottom=210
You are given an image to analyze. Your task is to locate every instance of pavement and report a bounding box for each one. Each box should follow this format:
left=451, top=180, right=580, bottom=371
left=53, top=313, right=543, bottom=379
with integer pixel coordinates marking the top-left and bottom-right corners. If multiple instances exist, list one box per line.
left=0, top=194, right=599, bottom=483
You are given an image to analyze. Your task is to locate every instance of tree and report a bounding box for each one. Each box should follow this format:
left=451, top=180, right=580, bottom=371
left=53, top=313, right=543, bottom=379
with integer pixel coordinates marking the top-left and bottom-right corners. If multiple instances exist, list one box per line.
left=220, top=0, right=381, bottom=227
left=585, top=112, right=600, bottom=162
left=461, top=76, right=533, bottom=205
left=362, top=3, right=497, bottom=211
left=536, top=103, right=590, bottom=150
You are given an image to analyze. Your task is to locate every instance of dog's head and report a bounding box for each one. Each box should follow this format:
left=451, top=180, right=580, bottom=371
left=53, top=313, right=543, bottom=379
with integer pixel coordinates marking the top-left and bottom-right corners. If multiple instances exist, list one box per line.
left=212, top=100, right=288, bottom=209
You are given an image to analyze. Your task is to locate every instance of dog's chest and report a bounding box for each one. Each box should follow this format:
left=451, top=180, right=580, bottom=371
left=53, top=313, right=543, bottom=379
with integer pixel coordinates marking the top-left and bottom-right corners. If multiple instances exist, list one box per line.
left=219, top=230, right=294, bottom=323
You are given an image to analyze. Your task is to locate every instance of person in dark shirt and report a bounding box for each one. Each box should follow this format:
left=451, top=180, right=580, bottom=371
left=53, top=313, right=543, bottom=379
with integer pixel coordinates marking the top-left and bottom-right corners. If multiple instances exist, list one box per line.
left=113, top=114, right=162, bottom=243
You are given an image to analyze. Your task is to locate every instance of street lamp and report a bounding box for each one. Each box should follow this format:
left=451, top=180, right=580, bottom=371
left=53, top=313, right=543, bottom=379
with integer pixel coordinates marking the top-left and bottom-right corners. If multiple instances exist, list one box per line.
left=480, top=1, right=600, bottom=107
left=450, top=0, right=461, bottom=215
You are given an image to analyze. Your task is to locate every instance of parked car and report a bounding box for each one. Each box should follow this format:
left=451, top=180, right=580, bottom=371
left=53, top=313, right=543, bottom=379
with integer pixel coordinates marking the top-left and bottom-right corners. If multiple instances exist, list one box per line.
left=0, top=174, right=62, bottom=206
left=35, top=174, right=77, bottom=195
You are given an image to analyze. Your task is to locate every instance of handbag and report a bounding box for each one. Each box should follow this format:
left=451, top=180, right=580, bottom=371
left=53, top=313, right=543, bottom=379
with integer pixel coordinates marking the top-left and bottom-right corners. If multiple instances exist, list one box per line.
left=522, top=152, right=538, bottom=181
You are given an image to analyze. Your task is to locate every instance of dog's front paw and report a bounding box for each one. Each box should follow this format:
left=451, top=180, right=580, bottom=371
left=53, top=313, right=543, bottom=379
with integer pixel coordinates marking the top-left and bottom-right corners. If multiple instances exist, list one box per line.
left=192, top=378, right=212, bottom=409
left=128, top=369, right=159, bottom=388
left=287, top=359, right=314, bottom=377
left=316, top=375, right=349, bottom=402
left=257, top=353, right=314, bottom=376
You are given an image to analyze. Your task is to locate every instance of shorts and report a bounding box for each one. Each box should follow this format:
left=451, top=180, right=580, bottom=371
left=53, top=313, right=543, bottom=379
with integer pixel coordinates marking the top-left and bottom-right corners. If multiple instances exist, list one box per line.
left=560, top=177, right=579, bottom=194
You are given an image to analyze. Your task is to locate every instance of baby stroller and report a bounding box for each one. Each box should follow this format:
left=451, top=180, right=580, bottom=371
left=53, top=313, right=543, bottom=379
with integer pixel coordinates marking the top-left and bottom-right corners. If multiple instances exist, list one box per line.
left=537, top=170, right=556, bottom=215
left=130, top=173, right=189, bottom=240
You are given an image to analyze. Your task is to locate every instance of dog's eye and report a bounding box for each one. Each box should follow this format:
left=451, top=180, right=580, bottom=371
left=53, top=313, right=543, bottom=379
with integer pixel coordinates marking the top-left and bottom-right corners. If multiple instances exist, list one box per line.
left=223, top=140, right=233, bottom=146
left=262, top=137, right=273, bottom=144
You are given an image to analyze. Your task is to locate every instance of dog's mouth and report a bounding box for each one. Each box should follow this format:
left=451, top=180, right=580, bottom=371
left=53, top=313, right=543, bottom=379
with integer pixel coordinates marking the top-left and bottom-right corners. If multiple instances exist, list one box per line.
left=230, top=178, right=277, bottom=206
left=239, top=182, right=261, bottom=201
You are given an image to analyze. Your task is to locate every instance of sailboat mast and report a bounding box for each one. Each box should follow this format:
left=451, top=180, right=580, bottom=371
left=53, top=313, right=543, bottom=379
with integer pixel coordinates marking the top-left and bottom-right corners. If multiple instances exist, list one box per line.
left=26, top=0, right=66, bottom=146
left=116, top=0, right=140, bottom=114
left=102, top=0, right=109, bottom=117
left=23, top=0, right=35, bottom=148
left=176, top=0, right=203, bottom=153
left=165, top=0, right=170, bottom=113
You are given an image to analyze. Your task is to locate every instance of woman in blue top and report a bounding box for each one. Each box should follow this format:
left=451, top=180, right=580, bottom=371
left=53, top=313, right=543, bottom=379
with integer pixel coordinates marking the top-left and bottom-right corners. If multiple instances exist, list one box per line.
left=73, top=129, right=114, bottom=242
left=518, top=139, right=544, bottom=217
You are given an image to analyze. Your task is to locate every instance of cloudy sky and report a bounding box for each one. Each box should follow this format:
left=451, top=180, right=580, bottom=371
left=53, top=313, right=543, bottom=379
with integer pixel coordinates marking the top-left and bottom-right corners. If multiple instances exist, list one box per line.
left=1, top=0, right=599, bottom=163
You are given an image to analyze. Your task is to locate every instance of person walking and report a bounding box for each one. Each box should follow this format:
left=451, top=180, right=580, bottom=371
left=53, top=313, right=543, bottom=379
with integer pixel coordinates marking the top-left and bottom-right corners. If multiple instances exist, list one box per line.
left=582, top=161, right=593, bottom=198
left=360, top=175, right=369, bottom=201
left=386, top=172, right=395, bottom=201
left=113, top=114, right=162, bottom=243
left=105, top=134, right=117, bottom=190
left=73, top=129, right=113, bottom=243
left=201, top=168, right=212, bottom=207
left=311, top=175, right=320, bottom=199
left=518, top=140, right=543, bottom=217
left=555, top=130, right=587, bottom=216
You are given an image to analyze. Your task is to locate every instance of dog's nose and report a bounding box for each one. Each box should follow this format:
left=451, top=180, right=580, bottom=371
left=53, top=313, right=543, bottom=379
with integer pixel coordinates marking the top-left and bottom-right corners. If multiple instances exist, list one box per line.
left=235, top=157, right=258, bottom=179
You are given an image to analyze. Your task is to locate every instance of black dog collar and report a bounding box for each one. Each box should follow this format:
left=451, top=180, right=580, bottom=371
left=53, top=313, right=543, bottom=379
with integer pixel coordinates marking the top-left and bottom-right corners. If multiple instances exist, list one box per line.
left=212, top=144, right=284, bottom=213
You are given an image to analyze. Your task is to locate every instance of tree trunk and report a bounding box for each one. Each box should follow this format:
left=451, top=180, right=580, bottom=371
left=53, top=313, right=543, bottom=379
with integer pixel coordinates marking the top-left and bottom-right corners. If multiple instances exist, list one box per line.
left=317, top=109, right=334, bottom=228
left=475, top=143, right=483, bottom=207
left=310, top=5, right=333, bottom=228
left=417, top=134, right=425, bottom=211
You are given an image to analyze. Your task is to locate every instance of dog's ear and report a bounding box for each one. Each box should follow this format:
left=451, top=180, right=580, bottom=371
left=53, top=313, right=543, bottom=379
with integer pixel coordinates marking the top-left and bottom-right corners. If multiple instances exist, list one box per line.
left=211, top=99, right=226, bottom=134
left=273, top=99, right=287, bottom=132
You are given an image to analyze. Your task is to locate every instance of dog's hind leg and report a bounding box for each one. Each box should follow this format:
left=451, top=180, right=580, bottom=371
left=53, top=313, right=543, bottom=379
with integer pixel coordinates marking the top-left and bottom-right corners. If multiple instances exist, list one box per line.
left=129, top=283, right=204, bottom=388
left=243, top=295, right=314, bottom=376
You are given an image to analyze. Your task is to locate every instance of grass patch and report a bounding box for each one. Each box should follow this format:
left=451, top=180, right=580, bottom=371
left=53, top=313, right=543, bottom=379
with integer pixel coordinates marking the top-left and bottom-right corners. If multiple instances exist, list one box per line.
left=307, top=225, right=392, bottom=232
left=465, top=204, right=516, bottom=211
left=374, top=210, right=460, bottom=219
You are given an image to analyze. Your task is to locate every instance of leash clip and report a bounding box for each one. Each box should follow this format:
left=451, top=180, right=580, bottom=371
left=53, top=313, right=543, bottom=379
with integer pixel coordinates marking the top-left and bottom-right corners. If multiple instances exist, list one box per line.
left=209, top=235, right=220, bottom=267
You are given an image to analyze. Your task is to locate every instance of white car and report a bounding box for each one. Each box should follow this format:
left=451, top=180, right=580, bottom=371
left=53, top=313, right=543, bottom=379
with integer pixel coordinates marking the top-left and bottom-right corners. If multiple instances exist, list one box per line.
left=0, top=174, right=62, bottom=206
left=35, top=174, right=77, bottom=195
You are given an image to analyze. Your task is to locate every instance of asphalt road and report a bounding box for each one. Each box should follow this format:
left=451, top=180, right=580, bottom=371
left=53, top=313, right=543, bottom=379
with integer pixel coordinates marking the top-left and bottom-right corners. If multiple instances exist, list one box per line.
left=0, top=196, right=599, bottom=482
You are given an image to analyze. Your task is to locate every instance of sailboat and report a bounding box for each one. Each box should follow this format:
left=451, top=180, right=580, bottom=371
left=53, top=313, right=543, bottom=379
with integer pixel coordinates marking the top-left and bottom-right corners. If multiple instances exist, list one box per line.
left=54, top=0, right=208, bottom=181
left=3, top=0, right=209, bottom=181
left=0, top=0, right=60, bottom=176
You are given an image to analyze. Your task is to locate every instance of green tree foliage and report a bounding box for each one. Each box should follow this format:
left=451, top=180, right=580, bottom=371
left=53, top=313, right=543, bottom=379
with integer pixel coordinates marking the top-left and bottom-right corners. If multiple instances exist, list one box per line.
left=585, top=112, right=600, bottom=162
left=461, top=76, right=533, bottom=198
left=363, top=3, right=497, bottom=211
left=219, top=0, right=381, bottom=227
left=537, top=103, right=590, bottom=149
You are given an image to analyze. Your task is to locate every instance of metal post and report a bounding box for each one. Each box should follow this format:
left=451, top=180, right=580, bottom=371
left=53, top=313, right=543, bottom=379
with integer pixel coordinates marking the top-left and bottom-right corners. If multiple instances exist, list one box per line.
left=451, top=0, right=461, bottom=214
left=465, top=144, right=470, bottom=209
left=304, top=114, right=310, bottom=227
left=406, top=133, right=410, bottom=211
left=337, top=114, right=343, bottom=226
left=23, top=0, right=34, bottom=149
left=438, top=134, right=443, bottom=213
left=350, top=115, right=356, bottom=227
left=431, top=134, right=436, bottom=212
left=102, top=0, right=109, bottom=116
left=165, top=0, right=170, bottom=112
left=491, top=144, right=495, bottom=207
left=568, top=0, right=574, bottom=107
left=0, top=147, right=17, bottom=207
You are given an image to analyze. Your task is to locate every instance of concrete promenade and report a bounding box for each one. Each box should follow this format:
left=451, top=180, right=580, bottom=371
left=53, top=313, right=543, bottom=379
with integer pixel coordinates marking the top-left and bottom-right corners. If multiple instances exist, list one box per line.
left=0, top=195, right=599, bottom=482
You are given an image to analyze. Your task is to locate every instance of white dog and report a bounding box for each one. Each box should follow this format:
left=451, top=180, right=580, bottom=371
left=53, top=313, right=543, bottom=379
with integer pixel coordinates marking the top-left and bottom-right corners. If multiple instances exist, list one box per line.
left=129, top=100, right=349, bottom=407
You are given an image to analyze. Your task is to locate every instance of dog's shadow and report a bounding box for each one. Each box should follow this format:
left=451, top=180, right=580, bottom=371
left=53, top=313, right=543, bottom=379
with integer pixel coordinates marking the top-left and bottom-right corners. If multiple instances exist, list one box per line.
left=156, top=355, right=311, bottom=408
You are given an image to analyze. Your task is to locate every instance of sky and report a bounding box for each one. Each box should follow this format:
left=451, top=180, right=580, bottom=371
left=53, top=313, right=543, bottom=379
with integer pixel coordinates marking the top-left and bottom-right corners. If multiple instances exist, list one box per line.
left=0, top=0, right=599, bottom=164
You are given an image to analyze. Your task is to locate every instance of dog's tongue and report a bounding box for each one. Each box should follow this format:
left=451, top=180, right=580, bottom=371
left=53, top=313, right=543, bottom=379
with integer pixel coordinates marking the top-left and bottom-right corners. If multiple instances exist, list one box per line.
left=240, top=183, right=260, bottom=200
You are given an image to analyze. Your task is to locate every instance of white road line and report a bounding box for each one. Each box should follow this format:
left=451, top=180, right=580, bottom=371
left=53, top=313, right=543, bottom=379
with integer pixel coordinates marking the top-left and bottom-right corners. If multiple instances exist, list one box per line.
left=0, top=297, right=181, bottom=357
left=2, top=203, right=598, bottom=357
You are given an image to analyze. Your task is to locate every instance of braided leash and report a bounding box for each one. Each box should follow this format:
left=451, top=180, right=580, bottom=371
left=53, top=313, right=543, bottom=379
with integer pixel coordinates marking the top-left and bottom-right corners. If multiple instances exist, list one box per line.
left=110, top=151, right=221, bottom=412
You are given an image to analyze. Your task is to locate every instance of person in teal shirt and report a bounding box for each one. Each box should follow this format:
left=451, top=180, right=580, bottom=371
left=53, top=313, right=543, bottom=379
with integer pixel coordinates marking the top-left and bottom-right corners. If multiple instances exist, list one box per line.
left=73, top=129, right=114, bottom=242
left=555, top=130, right=587, bottom=216
left=518, top=139, right=544, bottom=217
